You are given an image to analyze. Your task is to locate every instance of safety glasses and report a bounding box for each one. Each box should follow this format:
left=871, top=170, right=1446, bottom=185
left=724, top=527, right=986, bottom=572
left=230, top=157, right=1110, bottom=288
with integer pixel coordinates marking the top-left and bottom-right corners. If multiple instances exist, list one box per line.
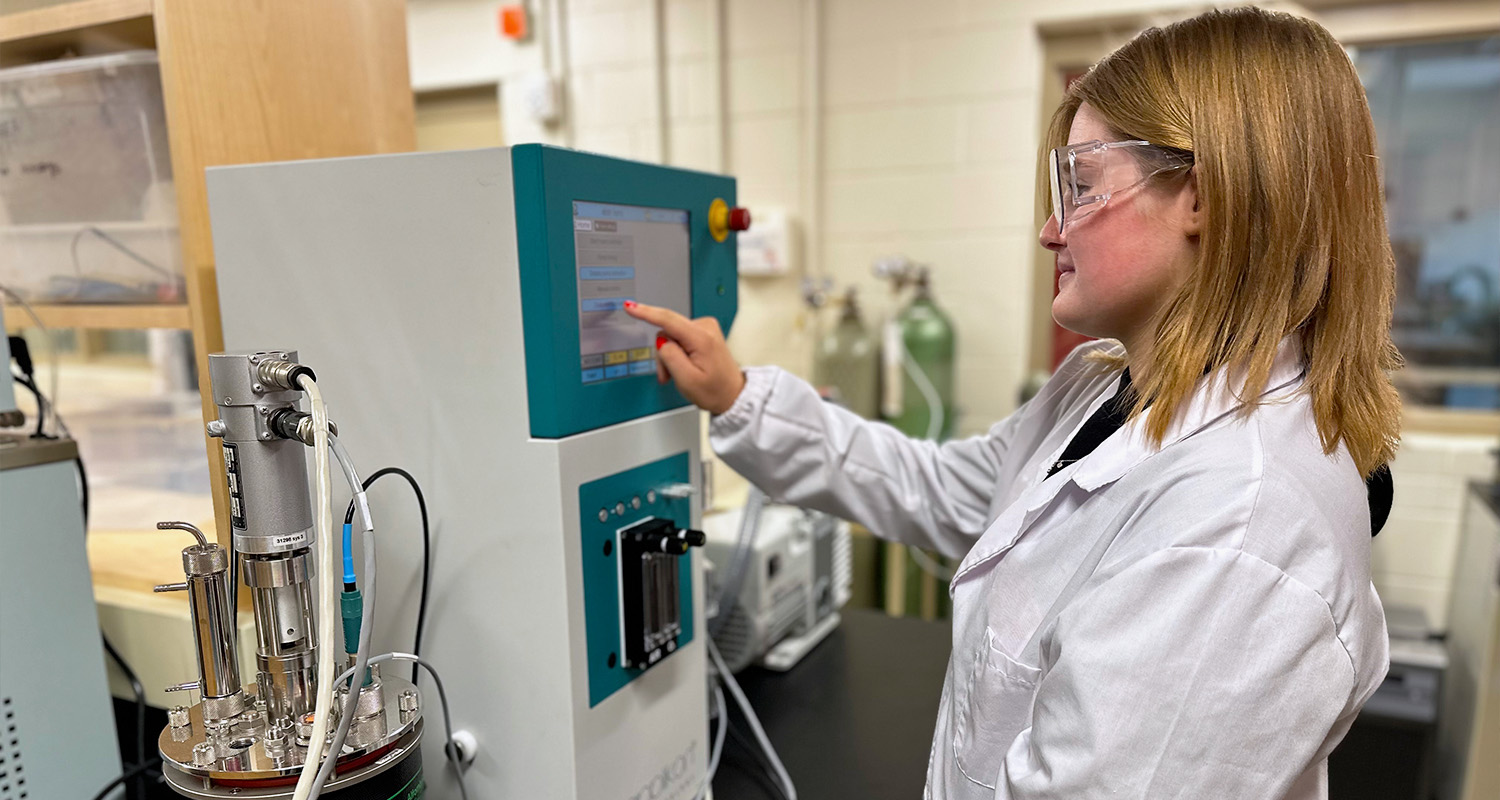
left=1049, top=139, right=1193, bottom=231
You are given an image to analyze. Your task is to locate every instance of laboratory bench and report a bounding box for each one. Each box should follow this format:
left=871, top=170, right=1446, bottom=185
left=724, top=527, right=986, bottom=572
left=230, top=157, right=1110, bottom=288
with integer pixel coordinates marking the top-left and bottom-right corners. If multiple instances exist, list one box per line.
left=712, top=602, right=1470, bottom=800
left=713, top=607, right=951, bottom=800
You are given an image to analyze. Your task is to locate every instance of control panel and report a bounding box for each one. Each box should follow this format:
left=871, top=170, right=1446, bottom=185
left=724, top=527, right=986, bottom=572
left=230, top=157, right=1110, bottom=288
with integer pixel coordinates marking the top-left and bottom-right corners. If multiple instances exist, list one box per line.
left=511, top=144, right=742, bottom=439
left=578, top=452, right=702, bottom=707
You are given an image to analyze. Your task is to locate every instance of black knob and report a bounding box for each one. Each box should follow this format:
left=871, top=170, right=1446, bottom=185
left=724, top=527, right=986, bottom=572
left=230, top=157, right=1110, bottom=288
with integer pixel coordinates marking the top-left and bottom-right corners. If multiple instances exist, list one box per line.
left=680, top=529, right=707, bottom=548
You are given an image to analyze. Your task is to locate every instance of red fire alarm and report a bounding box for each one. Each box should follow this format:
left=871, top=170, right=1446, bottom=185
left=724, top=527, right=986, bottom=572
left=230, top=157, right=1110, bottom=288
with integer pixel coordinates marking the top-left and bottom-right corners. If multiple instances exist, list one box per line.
left=499, top=4, right=529, bottom=41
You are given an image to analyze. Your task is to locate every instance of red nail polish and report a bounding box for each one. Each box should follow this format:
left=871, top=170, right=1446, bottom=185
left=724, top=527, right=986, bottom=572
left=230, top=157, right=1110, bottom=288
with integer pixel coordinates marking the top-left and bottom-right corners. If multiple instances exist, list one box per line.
left=656, top=335, right=667, bottom=350
left=624, top=300, right=636, bottom=310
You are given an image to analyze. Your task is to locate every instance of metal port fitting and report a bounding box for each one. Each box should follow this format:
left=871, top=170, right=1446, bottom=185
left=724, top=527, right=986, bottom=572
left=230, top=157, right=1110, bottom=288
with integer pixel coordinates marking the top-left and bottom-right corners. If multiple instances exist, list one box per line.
left=267, top=408, right=337, bottom=447
left=192, top=742, right=216, bottom=767
left=255, top=359, right=316, bottom=393
left=263, top=723, right=288, bottom=758
left=168, top=706, right=191, bottom=729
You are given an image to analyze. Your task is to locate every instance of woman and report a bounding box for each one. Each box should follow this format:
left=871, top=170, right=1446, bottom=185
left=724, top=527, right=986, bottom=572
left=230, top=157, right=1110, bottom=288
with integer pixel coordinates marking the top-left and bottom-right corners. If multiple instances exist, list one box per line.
left=628, top=7, right=1400, bottom=798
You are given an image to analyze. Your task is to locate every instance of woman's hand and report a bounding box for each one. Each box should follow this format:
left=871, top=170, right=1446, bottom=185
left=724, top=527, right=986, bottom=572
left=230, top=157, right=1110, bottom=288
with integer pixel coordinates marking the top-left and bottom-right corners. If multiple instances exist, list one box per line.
left=624, top=301, right=746, bottom=415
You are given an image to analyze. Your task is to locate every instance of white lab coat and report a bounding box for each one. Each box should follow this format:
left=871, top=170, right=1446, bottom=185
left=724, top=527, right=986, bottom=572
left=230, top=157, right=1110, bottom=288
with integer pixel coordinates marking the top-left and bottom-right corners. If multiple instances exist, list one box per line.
left=710, top=338, right=1388, bottom=799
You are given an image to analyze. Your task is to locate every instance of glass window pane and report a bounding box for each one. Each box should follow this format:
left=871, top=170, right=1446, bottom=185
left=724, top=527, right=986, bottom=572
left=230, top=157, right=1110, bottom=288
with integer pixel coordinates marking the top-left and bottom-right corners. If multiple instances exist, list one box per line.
left=1355, top=37, right=1500, bottom=410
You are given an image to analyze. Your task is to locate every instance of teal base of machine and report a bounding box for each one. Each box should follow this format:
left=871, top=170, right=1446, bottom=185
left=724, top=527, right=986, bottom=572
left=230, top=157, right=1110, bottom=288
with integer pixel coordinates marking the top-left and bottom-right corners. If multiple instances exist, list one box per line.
left=579, top=452, right=695, bottom=707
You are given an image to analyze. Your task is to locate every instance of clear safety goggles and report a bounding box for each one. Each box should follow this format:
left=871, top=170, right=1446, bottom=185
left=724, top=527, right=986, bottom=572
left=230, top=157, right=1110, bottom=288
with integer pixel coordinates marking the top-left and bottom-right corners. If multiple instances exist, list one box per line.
left=1048, top=139, right=1193, bottom=231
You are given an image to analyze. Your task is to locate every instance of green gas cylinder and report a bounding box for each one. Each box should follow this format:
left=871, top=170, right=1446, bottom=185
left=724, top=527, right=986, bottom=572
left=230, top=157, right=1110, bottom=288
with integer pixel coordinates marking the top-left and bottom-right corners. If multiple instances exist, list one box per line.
left=813, top=288, right=880, bottom=419
left=883, top=268, right=955, bottom=440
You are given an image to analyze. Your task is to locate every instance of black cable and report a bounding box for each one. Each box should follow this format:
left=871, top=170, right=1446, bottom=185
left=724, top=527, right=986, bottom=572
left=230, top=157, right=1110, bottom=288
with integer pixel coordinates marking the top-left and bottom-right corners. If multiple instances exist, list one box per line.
left=88, top=757, right=163, bottom=800
left=344, top=467, right=430, bottom=684
left=724, top=722, right=788, bottom=800
left=10, top=374, right=89, bottom=525
left=76, top=454, right=90, bottom=525
left=101, top=634, right=147, bottom=799
left=11, top=371, right=46, bottom=438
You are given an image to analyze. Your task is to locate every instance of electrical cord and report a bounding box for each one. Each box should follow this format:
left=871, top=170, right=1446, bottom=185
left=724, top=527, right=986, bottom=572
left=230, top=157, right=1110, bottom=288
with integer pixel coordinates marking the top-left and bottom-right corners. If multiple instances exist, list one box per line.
left=706, top=636, right=796, bottom=800
left=723, top=723, right=788, bottom=800
left=11, top=371, right=46, bottom=438
left=312, top=435, right=378, bottom=799
left=343, top=467, right=430, bottom=685
left=88, top=757, right=163, bottom=800
left=101, top=633, right=147, bottom=799
left=1, top=284, right=63, bottom=437
left=330, top=653, right=469, bottom=800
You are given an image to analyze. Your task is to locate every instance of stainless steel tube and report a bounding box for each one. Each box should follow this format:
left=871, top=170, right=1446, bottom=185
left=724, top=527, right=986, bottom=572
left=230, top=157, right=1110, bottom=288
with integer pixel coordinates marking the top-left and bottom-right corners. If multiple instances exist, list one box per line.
left=180, top=542, right=244, bottom=722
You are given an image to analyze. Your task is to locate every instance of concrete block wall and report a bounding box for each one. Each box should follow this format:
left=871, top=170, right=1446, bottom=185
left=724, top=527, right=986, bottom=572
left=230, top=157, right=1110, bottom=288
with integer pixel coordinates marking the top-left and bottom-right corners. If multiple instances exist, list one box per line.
left=410, top=0, right=1288, bottom=431
left=500, top=0, right=1180, bottom=434
left=1375, top=434, right=1498, bottom=632
left=407, top=0, right=1500, bottom=622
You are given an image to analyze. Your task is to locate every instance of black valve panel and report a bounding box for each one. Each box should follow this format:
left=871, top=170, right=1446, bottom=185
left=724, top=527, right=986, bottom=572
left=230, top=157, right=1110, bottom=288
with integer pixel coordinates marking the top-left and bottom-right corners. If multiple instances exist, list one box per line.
left=619, top=517, right=705, bottom=670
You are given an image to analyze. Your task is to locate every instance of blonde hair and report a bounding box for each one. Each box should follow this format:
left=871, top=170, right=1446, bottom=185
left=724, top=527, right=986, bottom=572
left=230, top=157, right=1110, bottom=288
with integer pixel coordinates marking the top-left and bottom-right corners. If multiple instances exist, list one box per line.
left=1045, top=6, right=1402, bottom=476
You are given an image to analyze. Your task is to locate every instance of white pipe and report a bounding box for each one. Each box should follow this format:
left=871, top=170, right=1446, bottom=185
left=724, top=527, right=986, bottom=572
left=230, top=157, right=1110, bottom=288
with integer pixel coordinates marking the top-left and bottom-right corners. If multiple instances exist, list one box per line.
left=654, top=0, right=671, bottom=164
left=711, top=0, right=728, bottom=172
left=543, top=0, right=576, bottom=147
left=800, top=0, right=824, bottom=278
left=291, top=376, right=338, bottom=800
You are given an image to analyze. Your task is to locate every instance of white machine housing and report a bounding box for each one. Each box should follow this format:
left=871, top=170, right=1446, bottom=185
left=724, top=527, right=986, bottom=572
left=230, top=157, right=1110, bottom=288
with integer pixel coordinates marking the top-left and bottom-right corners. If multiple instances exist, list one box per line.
left=205, top=149, right=716, bottom=800
left=703, top=503, right=852, bottom=673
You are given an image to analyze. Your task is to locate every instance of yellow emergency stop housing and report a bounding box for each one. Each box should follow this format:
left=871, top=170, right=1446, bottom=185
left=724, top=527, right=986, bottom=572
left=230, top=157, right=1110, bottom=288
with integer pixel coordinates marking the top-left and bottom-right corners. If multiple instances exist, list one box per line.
left=708, top=197, right=730, bottom=243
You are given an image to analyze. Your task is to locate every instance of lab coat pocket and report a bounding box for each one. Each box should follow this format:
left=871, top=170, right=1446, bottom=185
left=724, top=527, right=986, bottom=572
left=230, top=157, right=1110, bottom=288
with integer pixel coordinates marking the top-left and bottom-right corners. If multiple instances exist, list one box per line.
left=953, top=630, right=1042, bottom=790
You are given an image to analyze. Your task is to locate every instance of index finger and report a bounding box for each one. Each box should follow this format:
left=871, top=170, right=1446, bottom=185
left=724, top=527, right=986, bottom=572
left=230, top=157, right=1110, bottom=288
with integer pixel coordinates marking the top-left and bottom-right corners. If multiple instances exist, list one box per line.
left=623, top=301, right=707, bottom=349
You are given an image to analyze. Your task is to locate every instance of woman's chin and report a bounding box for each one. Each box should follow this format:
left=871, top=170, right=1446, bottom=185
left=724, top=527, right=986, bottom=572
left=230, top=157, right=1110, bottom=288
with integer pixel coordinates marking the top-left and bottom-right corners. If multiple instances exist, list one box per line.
left=1052, top=282, right=1084, bottom=328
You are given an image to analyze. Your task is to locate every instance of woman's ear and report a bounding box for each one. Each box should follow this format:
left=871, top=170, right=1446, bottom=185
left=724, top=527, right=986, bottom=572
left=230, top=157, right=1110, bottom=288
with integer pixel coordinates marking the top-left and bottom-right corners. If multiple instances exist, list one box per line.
left=1182, top=166, right=1203, bottom=237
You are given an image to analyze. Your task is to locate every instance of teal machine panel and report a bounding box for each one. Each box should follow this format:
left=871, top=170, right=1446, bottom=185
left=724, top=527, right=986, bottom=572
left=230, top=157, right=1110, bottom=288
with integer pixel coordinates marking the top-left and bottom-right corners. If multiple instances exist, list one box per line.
left=579, top=453, right=694, bottom=707
left=511, top=145, right=738, bottom=439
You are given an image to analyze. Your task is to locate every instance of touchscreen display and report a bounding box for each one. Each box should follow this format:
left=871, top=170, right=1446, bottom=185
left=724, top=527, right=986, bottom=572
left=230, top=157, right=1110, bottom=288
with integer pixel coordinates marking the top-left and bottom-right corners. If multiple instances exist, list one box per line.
left=573, top=201, right=692, bottom=383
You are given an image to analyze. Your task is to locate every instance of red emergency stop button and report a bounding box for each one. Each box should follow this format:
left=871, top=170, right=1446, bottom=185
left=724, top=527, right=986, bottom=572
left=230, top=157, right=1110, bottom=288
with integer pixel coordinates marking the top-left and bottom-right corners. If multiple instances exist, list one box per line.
left=708, top=198, right=750, bottom=242
left=728, top=207, right=751, bottom=232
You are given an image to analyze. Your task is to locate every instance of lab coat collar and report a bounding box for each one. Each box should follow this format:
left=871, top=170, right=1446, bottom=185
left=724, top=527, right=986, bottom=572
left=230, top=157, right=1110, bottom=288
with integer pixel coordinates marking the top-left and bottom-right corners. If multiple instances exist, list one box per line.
left=1070, top=335, right=1307, bottom=492
left=950, top=337, right=1306, bottom=589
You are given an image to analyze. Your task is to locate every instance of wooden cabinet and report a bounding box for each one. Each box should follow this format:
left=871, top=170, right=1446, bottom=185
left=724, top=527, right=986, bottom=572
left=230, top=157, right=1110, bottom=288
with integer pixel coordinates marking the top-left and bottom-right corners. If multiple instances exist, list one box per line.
left=1, top=0, right=415, bottom=546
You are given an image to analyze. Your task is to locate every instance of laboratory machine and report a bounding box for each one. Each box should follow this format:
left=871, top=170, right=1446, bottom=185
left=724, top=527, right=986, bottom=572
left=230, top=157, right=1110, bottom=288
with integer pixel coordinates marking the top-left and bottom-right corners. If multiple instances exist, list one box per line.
left=1, top=309, right=123, bottom=799
left=200, top=145, right=746, bottom=799
left=151, top=349, right=429, bottom=799
left=703, top=500, right=852, bottom=674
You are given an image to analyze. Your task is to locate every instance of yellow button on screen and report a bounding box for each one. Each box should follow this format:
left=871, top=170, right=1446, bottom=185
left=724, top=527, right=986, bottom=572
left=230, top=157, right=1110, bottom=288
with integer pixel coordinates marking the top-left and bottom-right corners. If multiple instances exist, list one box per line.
left=604, top=351, right=629, bottom=365
left=629, top=347, right=653, bottom=362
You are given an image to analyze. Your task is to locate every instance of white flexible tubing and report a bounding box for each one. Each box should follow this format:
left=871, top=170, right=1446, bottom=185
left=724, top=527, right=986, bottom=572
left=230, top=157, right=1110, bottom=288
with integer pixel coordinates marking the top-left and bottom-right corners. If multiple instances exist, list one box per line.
left=692, top=683, right=728, bottom=800
left=292, top=376, right=338, bottom=800
left=899, top=337, right=954, bottom=581
left=310, top=435, right=378, bottom=799
left=706, top=636, right=797, bottom=800
left=899, top=336, right=945, bottom=442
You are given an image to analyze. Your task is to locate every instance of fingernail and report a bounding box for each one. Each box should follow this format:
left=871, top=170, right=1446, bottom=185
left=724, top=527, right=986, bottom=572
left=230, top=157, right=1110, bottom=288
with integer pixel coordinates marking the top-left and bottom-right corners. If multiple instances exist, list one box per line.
left=656, top=334, right=667, bottom=350
left=624, top=300, right=637, bottom=310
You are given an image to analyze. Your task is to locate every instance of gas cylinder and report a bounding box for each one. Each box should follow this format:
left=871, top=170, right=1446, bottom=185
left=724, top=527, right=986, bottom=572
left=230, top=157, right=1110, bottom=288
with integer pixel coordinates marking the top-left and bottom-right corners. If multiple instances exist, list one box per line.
left=883, top=267, right=955, bottom=440
left=813, top=287, right=880, bottom=419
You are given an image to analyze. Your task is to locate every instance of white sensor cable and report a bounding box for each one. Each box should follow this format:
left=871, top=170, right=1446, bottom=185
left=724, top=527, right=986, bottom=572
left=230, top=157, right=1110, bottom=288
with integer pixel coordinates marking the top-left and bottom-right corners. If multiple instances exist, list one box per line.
left=292, top=376, right=339, bottom=800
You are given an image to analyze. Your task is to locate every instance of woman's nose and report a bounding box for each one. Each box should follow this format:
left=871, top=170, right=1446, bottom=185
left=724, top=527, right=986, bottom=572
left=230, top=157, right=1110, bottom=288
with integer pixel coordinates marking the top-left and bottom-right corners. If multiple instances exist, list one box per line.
left=1039, top=214, right=1066, bottom=251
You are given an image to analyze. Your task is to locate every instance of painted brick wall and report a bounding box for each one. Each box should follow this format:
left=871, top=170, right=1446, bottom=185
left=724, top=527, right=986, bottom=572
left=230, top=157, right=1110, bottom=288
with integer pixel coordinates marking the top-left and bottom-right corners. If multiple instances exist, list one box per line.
left=1376, top=434, right=1497, bottom=632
